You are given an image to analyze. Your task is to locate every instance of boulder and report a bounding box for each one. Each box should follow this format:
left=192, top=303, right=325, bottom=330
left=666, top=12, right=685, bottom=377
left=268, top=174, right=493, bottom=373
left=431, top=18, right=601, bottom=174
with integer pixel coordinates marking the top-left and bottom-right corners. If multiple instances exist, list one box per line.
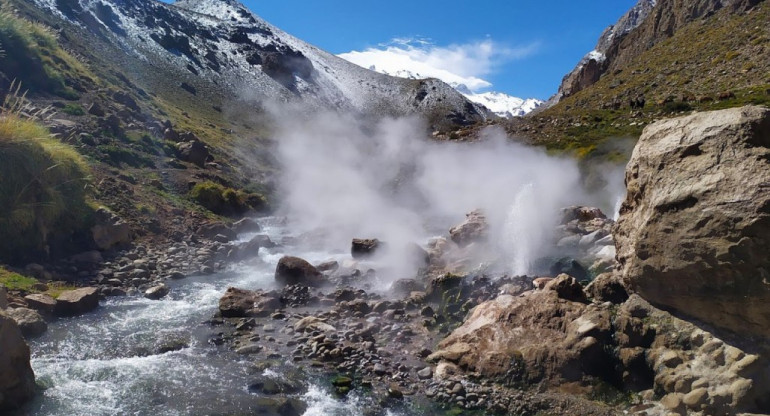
left=448, top=209, right=488, bottom=247
left=218, top=287, right=281, bottom=318
left=586, top=273, right=629, bottom=304
left=232, top=218, right=261, bottom=234
left=430, top=290, right=613, bottom=385
left=275, top=256, right=323, bottom=287
left=176, top=140, right=209, bottom=167
left=144, top=284, right=169, bottom=300
left=197, top=222, right=237, bottom=241
left=54, top=287, right=99, bottom=316
left=0, top=311, right=36, bottom=410
left=5, top=307, right=47, bottom=337
left=615, top=106, right=770, bottom=338
left=545, top=273, right=588, bottom=303
left=91, top=208, right=131, bottom=250
left=351, top=238, right=380, bottom=258
left=23, top=294, right=57, bottom=313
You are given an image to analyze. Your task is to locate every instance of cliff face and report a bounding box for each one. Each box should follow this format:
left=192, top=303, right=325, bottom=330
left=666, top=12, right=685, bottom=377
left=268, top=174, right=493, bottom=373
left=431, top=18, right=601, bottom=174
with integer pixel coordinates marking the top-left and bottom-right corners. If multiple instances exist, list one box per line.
left=555, top=0, right=761, bottom=102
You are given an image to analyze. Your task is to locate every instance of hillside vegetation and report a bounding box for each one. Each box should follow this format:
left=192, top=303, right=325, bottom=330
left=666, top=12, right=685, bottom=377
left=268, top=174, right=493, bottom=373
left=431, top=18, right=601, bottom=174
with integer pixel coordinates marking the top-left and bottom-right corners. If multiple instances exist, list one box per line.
left=0, top=85, right=92, bottom=262
left=505, top=0, right=770, bottom=158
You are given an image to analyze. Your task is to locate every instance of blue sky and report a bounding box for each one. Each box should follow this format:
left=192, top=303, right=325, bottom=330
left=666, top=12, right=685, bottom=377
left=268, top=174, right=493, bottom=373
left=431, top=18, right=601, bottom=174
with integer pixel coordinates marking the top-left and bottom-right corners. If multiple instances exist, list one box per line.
left=169, top=0, right=638, bottom=100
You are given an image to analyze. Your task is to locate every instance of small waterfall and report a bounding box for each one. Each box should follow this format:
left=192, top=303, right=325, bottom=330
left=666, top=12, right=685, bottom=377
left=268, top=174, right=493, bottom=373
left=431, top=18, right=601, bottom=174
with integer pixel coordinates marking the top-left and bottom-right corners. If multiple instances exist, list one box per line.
left=504, top=183, right=536, bottom=276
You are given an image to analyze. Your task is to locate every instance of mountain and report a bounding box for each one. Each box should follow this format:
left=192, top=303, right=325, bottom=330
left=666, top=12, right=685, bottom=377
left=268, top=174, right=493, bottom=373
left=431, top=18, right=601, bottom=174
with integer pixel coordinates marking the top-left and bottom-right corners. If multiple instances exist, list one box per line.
left=25, top=0, right=488, bottom=129
left=352, top=65, right=542, bottom=118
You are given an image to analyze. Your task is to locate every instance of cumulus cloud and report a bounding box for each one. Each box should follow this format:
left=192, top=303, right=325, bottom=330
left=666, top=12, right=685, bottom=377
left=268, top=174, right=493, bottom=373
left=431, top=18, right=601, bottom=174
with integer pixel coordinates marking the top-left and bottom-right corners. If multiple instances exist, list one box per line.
left=338, top=38, right=539, bottom=93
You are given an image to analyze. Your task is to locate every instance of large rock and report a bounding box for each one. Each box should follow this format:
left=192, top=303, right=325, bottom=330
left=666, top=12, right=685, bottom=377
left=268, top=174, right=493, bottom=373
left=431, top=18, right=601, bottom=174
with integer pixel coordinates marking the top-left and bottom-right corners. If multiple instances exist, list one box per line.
left=275, top=256, right=323, bottom=287
left=24, top=293, right=57, bottom=313
left=615, top=106, right=770, bottom=338
left=54, top=287, right=99, bottom=316
left=448, top=209, right=488, bottom=247
left=5, top=307, right=47, bottom=337
left=91, top=208, right=131, bottom=250
left=218, top=287, right=281, bottom=318
left=351, top=238, right=380, bottom=259
left=176, top=140, right=209, bottom=167
left=0, top=311, right=36, bottom=410
left=429, top=290, right=613, bottom=385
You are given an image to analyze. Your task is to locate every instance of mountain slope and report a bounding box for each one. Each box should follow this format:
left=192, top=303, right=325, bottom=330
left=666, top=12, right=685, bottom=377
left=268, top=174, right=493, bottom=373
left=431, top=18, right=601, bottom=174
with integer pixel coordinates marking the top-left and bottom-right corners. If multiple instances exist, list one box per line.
left=27, top=0, right=488, bottom=129
left=505, top=0, right=770, bottom=157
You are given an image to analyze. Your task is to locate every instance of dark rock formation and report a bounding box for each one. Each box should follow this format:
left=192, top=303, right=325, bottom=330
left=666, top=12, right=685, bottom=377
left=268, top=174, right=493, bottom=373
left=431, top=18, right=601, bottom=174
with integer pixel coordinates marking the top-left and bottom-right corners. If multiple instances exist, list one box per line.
left=54, top=287, right=99, bottom=316
left=275, top=256, right=323, bottom=287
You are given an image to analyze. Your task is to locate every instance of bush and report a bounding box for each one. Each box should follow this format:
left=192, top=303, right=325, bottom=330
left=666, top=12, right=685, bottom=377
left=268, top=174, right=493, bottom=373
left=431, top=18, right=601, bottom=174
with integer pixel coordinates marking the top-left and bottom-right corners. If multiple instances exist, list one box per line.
left=663, top=101, right=693, bottom=113
left=189, top=181, right=266, bottom=216
left=0, top=91, right=92, bottom=262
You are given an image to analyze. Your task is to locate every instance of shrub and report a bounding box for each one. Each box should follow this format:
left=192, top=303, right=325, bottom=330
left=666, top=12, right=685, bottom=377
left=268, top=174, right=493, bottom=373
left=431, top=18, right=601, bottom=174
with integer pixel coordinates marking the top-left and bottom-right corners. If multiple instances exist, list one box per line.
left=60, top=103, right=85, bottom=116
left=0, top=87, right=92, bottom=262
left=189, top=181, right=266, bottom=216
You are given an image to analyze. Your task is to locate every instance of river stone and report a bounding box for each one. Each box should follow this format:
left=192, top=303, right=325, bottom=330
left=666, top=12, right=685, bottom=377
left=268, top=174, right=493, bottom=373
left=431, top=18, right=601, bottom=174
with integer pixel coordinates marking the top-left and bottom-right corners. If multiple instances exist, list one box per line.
left=351, top=238, right=380, bottom=258
left=615, top=106, right=770, bottom=339
left=5, top=308, right=47, bottom=338
left=144, top=284, right=169, bottom=300
left=275, top=256, right=323, bottom=287
left=0, top=311, right=36, bottom=410
left=54, top=287, right=99, bottom=316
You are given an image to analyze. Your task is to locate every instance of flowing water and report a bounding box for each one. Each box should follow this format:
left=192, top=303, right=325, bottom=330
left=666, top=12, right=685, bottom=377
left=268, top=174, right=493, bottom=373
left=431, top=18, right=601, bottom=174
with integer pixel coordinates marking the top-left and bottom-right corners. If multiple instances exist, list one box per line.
left=20, top=219, right=407, bottom=416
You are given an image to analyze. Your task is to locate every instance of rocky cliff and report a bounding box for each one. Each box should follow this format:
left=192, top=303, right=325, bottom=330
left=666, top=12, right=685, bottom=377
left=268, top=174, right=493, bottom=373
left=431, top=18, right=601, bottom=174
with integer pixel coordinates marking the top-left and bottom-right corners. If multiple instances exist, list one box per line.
left=555, top=0, right=762, bottom=102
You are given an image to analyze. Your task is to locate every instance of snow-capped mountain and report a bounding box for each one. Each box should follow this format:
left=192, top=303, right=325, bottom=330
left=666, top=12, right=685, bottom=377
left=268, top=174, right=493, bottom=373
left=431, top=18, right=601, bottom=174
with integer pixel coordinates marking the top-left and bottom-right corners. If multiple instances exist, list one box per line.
left=357, top=66, right=541, bottom=118
left=27, top=0, right=489, bottom=130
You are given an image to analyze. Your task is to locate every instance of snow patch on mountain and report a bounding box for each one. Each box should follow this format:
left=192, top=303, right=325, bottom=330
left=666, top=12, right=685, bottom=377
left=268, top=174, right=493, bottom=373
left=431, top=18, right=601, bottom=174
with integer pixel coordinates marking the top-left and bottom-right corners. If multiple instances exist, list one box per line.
left=339, top=39, right=542, bottom=117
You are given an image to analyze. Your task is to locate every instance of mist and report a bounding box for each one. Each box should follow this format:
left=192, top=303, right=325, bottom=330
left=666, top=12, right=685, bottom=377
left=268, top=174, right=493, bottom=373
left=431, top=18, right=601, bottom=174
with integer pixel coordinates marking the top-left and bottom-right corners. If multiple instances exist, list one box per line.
left=270, top=108, right=624, bottom=285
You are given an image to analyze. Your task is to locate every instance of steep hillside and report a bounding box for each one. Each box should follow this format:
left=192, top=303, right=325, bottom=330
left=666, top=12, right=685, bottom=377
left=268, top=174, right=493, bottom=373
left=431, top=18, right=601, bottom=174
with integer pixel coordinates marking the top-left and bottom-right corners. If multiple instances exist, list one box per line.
left=505, top=0, right=770, bottom=157
left=0, top=0, right=490, bottom=263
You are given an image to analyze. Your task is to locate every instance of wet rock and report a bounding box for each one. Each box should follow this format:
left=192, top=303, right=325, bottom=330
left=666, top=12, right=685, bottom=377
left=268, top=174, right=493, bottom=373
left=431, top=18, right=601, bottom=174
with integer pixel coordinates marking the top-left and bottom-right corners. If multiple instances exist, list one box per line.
left=275, top=256, right=323, bottom=287
left=0, top=286, right=6, bottom=309
left=249, top=375, right=304, bottom=395
left=5, top=307, right=47, bottom=337
left=0, top=311, right=36, bottom=410
left=449, top=209, right=488, bottom=247
left=615, top=106, right=770, bottom=338
left=351, top=238, right=380, bottom=258
left=197, top=222, right=237, bottom=241
left=144, top=284, right=169, bottom=300
left=549, top=258, right=589, bottom=283
left=232, top=217, right=261, bottom=233
left=390, top=279, right=424, bottom=297
left=54, top=287, right=99, bottom=316
left=417, top=367, right=433, bottom=380
left=560, top=206, right=607, bottom=223
left=23, top=293, right=55, bottom=314
left=315, top=260, right=338, bottom=273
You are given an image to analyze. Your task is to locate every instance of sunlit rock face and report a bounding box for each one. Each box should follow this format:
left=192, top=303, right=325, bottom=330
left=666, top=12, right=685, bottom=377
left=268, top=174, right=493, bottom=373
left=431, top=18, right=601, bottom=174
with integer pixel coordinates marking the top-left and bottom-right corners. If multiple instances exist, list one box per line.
left=615, top=105, right=770, bottom=339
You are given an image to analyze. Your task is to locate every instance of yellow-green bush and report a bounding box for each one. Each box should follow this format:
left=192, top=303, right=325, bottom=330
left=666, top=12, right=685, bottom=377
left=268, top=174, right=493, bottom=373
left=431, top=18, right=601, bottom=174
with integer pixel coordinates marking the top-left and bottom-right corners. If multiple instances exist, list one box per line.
left=0, top=108, right=92, bottom=262
left=189, top=181, right=266, bottom=216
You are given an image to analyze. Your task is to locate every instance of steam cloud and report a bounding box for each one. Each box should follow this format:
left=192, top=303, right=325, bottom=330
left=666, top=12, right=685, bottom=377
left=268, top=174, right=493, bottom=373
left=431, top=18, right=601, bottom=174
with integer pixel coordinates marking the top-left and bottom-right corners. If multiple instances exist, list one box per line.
left=271, top=108, right=623, bottom=286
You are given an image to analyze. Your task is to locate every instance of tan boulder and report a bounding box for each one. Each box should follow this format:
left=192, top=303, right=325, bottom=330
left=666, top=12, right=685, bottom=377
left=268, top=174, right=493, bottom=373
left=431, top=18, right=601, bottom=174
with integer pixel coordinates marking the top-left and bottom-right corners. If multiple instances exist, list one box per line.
left=615, top=106, right=770, bottom=338
left=54, top=287, right=99, bottom=316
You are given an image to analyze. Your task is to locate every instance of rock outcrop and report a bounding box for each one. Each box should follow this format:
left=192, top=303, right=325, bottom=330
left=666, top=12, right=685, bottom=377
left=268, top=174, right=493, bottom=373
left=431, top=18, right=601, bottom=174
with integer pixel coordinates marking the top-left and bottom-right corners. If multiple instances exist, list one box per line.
left=0, top=311, right=36, bottom=410
left=615, top=106, right=770, bottom=339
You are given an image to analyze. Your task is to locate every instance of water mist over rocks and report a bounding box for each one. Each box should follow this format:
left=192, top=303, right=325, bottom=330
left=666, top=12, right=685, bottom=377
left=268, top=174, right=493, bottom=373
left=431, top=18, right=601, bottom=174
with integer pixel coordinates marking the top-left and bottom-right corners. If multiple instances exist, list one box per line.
left=271, top=108, right=624, bottom=286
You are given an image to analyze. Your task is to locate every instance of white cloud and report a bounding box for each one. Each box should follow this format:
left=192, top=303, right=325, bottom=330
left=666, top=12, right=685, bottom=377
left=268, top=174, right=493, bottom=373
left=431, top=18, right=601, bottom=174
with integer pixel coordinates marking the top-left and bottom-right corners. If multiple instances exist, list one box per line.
left=338, top=37, right=539, bottom=93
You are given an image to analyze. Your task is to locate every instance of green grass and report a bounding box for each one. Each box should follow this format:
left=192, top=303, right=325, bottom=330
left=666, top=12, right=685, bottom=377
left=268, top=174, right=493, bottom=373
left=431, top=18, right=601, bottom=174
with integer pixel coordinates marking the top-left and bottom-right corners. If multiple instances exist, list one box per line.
left=189, top=181, right=267, bottom=217
left=0, top=92, right=92, bottom=263
left=60, top=103, right=85, bottom=116
left=0, top=266, right=37, bottom=290
left=0, top=6, right=92, bottom=98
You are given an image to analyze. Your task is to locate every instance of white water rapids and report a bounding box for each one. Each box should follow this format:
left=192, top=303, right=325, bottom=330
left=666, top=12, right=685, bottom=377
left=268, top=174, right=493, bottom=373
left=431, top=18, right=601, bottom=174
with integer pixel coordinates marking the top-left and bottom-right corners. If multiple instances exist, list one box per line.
left=20, top=219, right=407, bottom=416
